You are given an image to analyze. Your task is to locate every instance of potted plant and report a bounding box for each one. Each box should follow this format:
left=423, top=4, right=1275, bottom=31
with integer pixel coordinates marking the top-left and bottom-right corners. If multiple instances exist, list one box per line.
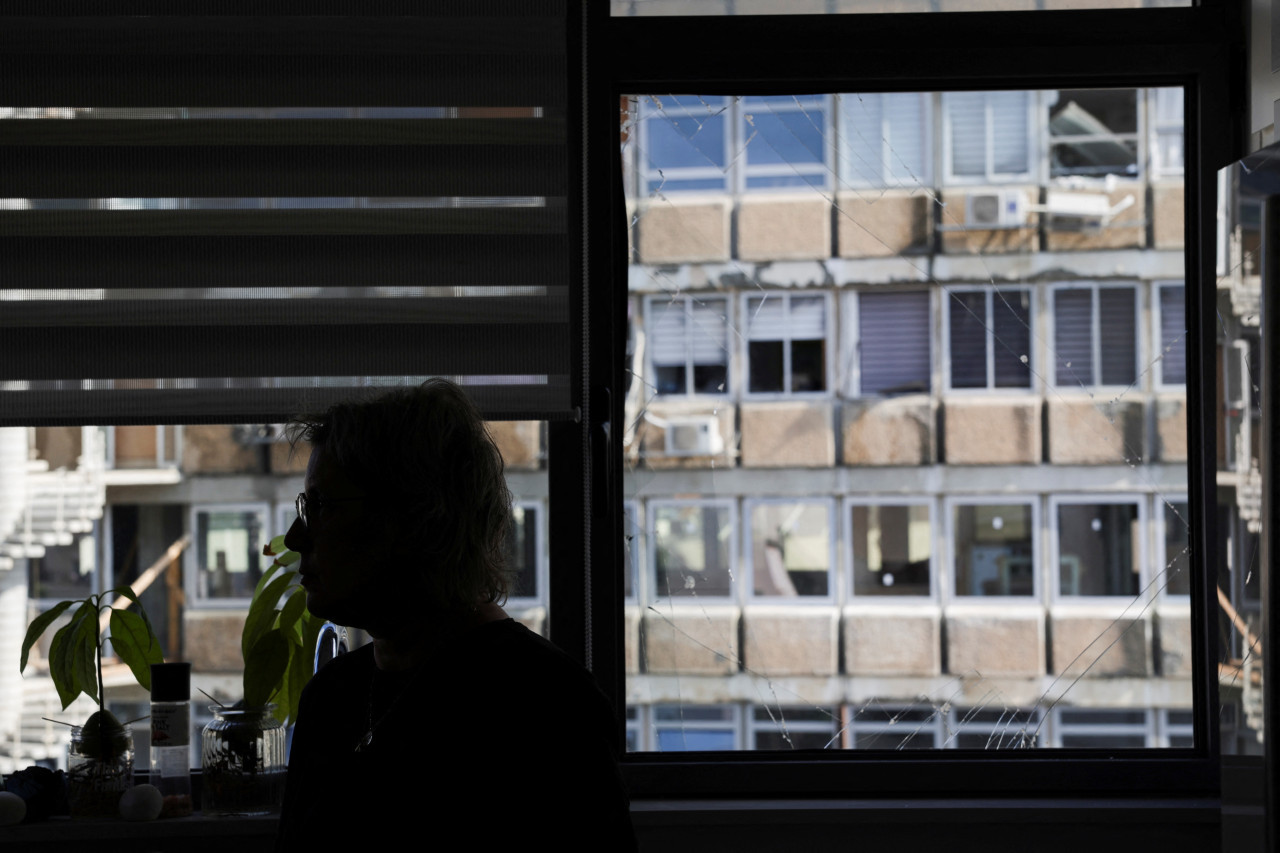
left=19, top=587, right=163, bottom=818
left=200, top=534, right=323, bottom=815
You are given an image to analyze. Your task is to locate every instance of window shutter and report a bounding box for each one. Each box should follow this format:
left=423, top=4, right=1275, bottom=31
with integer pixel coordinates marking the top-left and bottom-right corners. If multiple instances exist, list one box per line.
left=788, top=296, right=826, bottom=340
left=1054, top=289, right=1094, bottom=387
left=948, top=290, right=988, bottom=389
left=1099, top=287, right=1137, bottom=386
left=883, top=93, right=928, bottom=185
left=860, top=291, right=930, bottom=395
left=992, top=288, right=1032, bottom=388
left=650, top=303, right=689, bottom=367
left=840, top=93, right=884, bottom=186
left=0, top=5, right=576, bottom=426
left=745, top=296, right=790, bottom=340
left=947, top=92, right=985, bottom=178
left=1159, top=285, right=1186, bottom=385
left=990, top=91, right=1029, bottom=177
left=687, top=299, right=728, bottom=367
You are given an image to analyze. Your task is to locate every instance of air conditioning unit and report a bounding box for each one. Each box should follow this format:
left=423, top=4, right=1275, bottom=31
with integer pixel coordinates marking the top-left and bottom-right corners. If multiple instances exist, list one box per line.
left=1042, top=190, right=1135, bottom=231
left=664, top=416, right=724, bottom=456
left=966, top=190, right=1025, bottom=228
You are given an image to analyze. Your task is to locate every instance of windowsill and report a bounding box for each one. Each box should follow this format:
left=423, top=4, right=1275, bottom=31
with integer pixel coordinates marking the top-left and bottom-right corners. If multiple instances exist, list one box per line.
left=0, top=813, right=278, bottom=853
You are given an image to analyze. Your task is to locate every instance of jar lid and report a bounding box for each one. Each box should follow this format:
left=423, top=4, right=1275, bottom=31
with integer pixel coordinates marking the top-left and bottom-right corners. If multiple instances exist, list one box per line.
left=150, top=662, right=191, bottom=701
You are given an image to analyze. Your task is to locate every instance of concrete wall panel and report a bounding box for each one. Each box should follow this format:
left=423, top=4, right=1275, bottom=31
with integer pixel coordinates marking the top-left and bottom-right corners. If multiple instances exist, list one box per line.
left=740, top=400, right=835, bottom=468
left=1046, top=399, right=1144, bottom=465
left=946, top=607, right=1045, bottom=677
left=643, top=607, right=740, bottom=675
left=742, top=606, right=839, bottom=676
left=844, top=605, right=941, bottom=677
left=636, top=200, right=731, bottom=265
left=842, top=396, right=935, bottom=466
left=944, top=398, right=1041, bottom=465
left=737, top=197, right=831, bottom=262
left=1155, top=395, right=1188, bottom=463
left=1152, top=183, right=1186, bottom=250
left=939, top=188, right=1039, bottom=255
left=183, top=609, right=248, bottom=672
left=488, top=420, right=542, bottom=470
left=182, top=425, right=258, bottom=474
left=834, top=191, right=929, bottom=258
left=1050, top=610, right=1152, bottom=677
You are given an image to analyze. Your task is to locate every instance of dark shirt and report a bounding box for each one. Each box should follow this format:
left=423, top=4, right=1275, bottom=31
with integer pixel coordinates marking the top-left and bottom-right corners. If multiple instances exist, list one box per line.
left=275, top=619, right=635, bottom=850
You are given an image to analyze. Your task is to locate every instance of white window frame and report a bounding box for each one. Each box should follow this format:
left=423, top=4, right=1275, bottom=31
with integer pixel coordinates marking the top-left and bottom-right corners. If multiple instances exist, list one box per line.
left=106, top=424, right=182, bottom=469
left=505, top=499, right=546, bottom=608
left=651, top=703, right=742, bottom=752
left=644, top=294, right=732, bottom=398
left=1045, top=87, right=1144, bottom=182
left=1049, top=281, right=1141, bottom=392
left=741, top=290, right=833, bottom=399
left=1155, top=495, right=1191, bottom=601
left=1050, top=707, right=1153, bottom=749
left=637, top=94, right=733, bottom=197
left=743, top=497, right=836, bottom=603
left=1048, top=494, right=1148, bottom=604
left=941, top=285, right=1037, bottom=393
left=941, top=90, right=1037, bottom=185
left=1153, top=281, right=1188, bottom=390
left=186, top=502, right=272, bottom=607
left=648, top=498, right=738, bottom=604
left=946, top=495, right=1040, bottom=602
left=843, top=496, right=937, bottom=603
left=748, top=704, right=841, bottom=751
left=944, top=706, right=1044, bottom=750
left=736, top=94, right=834, bottom=194
left=841, top=288, right=933, bottom=398
left=847, top=703, right=944, bottom=750
left=836, top=91, right=933, bottom=190
left=1156, top=708, right=1195, bottom=748
left=1148, top=87, right=1185, bottom=179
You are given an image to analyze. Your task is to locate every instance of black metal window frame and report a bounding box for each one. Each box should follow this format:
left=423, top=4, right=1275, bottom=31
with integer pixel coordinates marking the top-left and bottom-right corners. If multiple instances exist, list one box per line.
left=582, top=2, right=1242, bottom=800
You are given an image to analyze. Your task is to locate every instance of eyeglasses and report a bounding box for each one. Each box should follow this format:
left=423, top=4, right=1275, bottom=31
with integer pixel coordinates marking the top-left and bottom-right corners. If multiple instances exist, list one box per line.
left=295, top=492, right=365, bottom=531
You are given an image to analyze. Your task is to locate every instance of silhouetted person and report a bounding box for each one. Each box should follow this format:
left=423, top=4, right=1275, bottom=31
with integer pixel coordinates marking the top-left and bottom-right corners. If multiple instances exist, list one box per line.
left=275, top=380, right=635, bottom=850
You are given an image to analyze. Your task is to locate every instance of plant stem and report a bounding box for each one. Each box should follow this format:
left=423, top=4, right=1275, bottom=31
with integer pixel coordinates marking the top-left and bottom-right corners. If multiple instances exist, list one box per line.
left=96, top=598, right=105, bottom=761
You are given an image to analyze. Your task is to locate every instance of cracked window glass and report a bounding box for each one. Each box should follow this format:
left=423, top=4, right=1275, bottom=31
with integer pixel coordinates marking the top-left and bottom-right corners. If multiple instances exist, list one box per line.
left=623, top=87, right=1199, bottom=753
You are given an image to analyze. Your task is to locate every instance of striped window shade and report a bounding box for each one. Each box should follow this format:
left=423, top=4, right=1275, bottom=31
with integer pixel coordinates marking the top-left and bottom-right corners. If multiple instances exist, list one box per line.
left=859, top=290, right=930, bottom=396
left=0, top=5, right=577, bottom=426
left=946, top=90, right=1031, bottom=181
left=1159, top=284, right=1187, bottom=385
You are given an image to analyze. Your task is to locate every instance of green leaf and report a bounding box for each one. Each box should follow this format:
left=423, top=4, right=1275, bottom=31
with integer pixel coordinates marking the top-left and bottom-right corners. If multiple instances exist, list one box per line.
left=20, top=599, right=73, bottom=673
left=105, top=586, right=140, bottom=609
left=274, top=549, right=301, bottom=568
left=252, top=560, right=285, bottom=600
left=49, top=616, right=86, bottom=710
left=109, top=609, right=163, bottom=692
left=264, top=534, right=288, bottom=556
left=277, top=586, right=308, bottom=636
left=243, top=628, right=291, bottom=709
left=70, top=607, right=101, bottom=708
left=242, top=572, right=294, bottom=660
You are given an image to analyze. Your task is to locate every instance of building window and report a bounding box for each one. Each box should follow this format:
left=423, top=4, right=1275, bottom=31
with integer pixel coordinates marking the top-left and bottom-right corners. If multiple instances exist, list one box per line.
left=653, top=704, right=739, bottom=751
left=750, top=706, right=839, bottom=750
left=856, top=290, right=931, bottom=396
left=849, top=705, right=942, bottom=749
left=109, top=425, right=180, bottom=469
left=1054, top=499, right=1142, bottom=598
left=1151, top=88, right=1185, bottom=177
left=1159, top=709, right=1195, bottom=748
left=744, top=292, right=828, bottom=395
left=1156, top=282, right=1187, bottom=387
left=952, top=501, right=1036, bottom=598
left=624, top=501, right=641, bottom=601
left=191, top=505, right=269, bottom=601
left=1053, top=708, right=1150, bottom=748
left=746, top=499, right=832, bottom=598
left=639, top=94, right=730, bottom=195
left=848, top=501, right=932, bottom=597
left=27, top=534, right=97, bottom=602
left=651, top=501, right=735, bottom=599
left=1161, top=499, right=1191, bottom=597
left=740, top=95, right=831, bottom=191
left=946, top=287, right=1033, bottom=390
left=1052, top=283, right=1138, bottom=388
left=948, top=707, right=1042, bottom=749
left=943, top=91, right=1034, bottom=183
left=645, top=295, right=730, bottom=396
left=1048, top=89, right=1140, bottom=178
left=837, top=92, right=931, bottom=188
left=507, top=502, right=541, bottom=601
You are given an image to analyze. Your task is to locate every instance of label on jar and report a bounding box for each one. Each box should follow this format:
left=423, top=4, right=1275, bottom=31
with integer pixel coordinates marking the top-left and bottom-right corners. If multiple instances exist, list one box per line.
left=150, top=703, right=190, bottom=748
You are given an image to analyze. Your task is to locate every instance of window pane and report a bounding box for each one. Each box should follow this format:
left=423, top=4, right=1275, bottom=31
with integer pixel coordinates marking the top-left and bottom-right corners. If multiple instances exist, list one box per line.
left=954, top=504, right=1034, bottom=597
left=860, top=291, right=930, bottom=395
left=1098, top=288, right=1137, bottom=386
left=1159, top=285, right=1187, bottom=385
left=1054, top=288, right=1094, bottom=387
left=1049, top=89, right=1139, bottom=178
left=1163, top=501, right=1191, bottom=596
left=195, top=509, right=269, bottom=600
left=750, top=502, right=830, bottom=597
left=508, top=504, right=539, bottom=598
left=851, top=504, right=931, bottom=596
left=1058, top=503, right=1139, bottom=597
left=653, top=504, right=733, bottom=598
left=948, top=291, right=988, bottom=388
left=992, top=289, right=1033, bottom=388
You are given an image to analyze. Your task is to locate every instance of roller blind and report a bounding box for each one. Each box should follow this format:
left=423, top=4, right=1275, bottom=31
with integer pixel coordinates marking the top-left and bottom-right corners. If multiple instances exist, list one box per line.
left=859, top=290, right=930, bottom=395
left=0, top=5, right=577, bottom=425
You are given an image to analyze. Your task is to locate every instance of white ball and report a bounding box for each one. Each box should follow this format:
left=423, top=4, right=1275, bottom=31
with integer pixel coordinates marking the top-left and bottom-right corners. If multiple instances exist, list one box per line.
left=119, top=783, right=164, bottom=822
left=0, top=791, right=26, bottom=826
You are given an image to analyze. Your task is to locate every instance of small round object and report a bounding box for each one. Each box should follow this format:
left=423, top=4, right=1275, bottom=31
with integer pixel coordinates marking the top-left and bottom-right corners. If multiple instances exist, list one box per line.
left=0, top=791, right=26, bottom=826
left=119, top=784, right=164, bottom=822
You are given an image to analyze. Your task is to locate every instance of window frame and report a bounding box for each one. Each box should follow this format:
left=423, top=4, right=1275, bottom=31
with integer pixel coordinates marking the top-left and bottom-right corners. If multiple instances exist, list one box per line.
left=505, top=498, right=547, bottom=609
left=185, top=502, right=272, bottom=608
left=740, top=290, right=834, bottom=399
left=941, top=89, right=1038, bottom=186
left=742, top=496, right=837, bottom=603
left=736, top=94, right=835, bottom=194
left=946, top=495, right=1041, bottom=603
left=941, top=284, right=1038, bottom=393
left=1048, top=494, right=1149, bottom=604
left=842, top=287, right=934, bottom=398
left=836, top=91, right=934, bottom=190
left=1045, top=87, right=1144, bottom=182
left=843, top=496, right=937, bottom=603
left=647, top=497, right=738, bottom=605
left=643, top=293, right=733, bottom=399
left=1049, top=281, right=1142, bottom=391
left=636, top=93, right=733, bottom=196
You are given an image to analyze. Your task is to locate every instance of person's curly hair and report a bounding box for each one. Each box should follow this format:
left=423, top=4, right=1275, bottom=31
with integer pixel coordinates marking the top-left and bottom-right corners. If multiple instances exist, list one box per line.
left=288, top=380, right=513, bottom=612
